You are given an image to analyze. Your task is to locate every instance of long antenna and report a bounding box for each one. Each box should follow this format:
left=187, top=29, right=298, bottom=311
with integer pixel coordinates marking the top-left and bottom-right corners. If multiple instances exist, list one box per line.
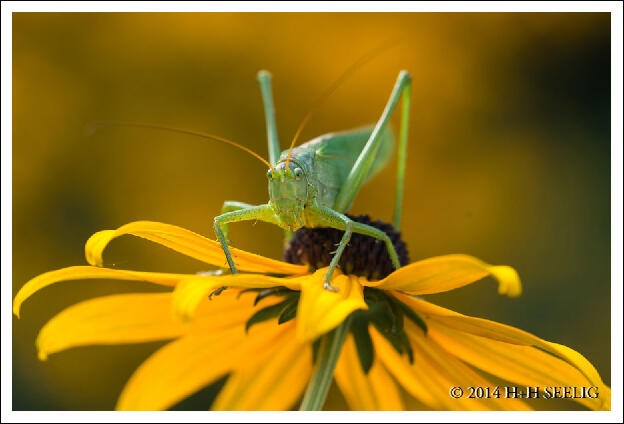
left=88, top=121, right=274, bottom=171
left=285, top=40, right=399, bottom=168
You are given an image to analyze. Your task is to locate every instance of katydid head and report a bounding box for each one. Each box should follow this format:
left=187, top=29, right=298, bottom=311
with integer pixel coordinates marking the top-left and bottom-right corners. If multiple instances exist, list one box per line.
left=267, top=160, right=308, bottom=231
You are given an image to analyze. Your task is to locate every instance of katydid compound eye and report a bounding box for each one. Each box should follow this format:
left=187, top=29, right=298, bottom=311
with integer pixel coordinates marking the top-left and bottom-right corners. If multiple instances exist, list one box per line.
left=294, top=167, right=304, bottom=180
left=266, top=169, right=273, bottom=179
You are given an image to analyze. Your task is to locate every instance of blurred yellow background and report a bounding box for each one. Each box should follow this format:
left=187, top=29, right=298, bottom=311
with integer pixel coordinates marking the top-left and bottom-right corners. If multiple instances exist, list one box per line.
left=12, top=12, right=610, bottom=410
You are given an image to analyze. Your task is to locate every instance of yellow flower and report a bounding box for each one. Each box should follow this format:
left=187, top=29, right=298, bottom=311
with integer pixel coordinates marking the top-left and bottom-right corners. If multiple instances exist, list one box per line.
left=13, top=221, right=610, bottom=411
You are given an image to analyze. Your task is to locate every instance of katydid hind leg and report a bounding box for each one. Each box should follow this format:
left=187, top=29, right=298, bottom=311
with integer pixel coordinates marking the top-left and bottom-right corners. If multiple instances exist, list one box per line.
left=392, top=76, right=411, bottom=231
left=257, top=70, right=281, bottom=166
left=334, top=71, right=412, bottom=218
left=257, top=72, right=293, bottom=247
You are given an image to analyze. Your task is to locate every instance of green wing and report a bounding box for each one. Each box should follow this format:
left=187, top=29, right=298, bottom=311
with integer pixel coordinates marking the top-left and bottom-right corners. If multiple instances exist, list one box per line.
left=283, top=125, right=395, bottom=209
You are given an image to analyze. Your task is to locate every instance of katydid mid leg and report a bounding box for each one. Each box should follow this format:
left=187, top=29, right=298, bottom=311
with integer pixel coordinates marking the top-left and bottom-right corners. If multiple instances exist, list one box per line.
left=309, top=205, right=402, bottom=290
left=307, top=205, right=354, bottom=291
left=350, top=221, right=402, bottom=268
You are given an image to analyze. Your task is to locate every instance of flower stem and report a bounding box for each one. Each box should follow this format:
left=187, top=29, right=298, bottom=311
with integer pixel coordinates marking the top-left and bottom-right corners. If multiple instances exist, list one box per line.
left=299, top=319, right=350, bottom=411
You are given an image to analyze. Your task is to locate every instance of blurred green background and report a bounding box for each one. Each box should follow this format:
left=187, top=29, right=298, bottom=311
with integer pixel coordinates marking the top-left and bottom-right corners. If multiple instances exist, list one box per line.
left=12, top=13, right=610, bottom=410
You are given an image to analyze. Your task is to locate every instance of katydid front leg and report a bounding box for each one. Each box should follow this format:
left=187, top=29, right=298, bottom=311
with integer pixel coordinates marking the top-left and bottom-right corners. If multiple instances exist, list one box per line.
left=212, top=203, right=277, bottom=297
left=219, top=200, right=257, bottom=242
left=308, top=205, right=401, bottom=291
left=198, top=201, right=257, bottom=283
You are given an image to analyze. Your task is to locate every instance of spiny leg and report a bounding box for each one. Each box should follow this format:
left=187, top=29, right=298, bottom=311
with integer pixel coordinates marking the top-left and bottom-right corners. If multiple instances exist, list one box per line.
left=221, top=199, right=292, bottom=251
left=198, top=269, right=226, bottom=298
left=203, top=201, right=258, bottom=297
left=212, top=203, right=277, bottom=297
left=351, top=221, right=401, bottom=269
left=219, top=200, right=257, bottom=242
left=334, top=70, right=412, bottom=217
left=308, top=205, right=354, bottom=291
left=325, top=222, right=352, bottom=292
left=309, top=206, right=402, bottom=291
left=326, top=219, right=401, bottom=283
left=221, top=200, right=256, bottom=213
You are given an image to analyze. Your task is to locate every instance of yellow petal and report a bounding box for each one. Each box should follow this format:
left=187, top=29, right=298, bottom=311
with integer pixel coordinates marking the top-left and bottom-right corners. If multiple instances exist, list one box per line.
left=85, top=221, right=307, bottom=275
left=212, top=322, right=312, bottom=411
left=172, top=273, right=302, bottom=321
left=394, top=292, right=553, bottom=344
left=371, top=326, right=448, bottom=409
left=334, top=333, right=404, bottom=410
left=546, top=342, right=611, bottom=410
left=172, top=277, right=218, bottom=322
left=363, top=254, right=521, bottom=297
left=395, top=293, right=610, bottom=405
left=404, top=321, right=532, bottom=411
left=427, top=321, right=608, bottom=410
left=374, top=325, right=530, bottom=411
left=13, top=266, right=190, bottom=318
left=36, top=290, right=262, bottom=361
left=116, top=319, right=290, bottom=410
left=296, top=269, right=367, bottom=342
left=489, top=265, right=522, bottom=297
left=36, top=293, right=188, bottom=361
left=189, top=288, right=268, bottom=333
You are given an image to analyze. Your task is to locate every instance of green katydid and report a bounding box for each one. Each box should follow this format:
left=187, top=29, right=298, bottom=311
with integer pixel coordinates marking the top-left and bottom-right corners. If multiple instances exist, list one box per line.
left=212, top=68, right=412, bottom=293
left=93, top=59, right=411, bottom=294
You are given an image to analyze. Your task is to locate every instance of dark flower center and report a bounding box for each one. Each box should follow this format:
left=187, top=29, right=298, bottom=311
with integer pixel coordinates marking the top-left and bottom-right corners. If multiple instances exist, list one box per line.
left=283, top=214, right=410, bottom=280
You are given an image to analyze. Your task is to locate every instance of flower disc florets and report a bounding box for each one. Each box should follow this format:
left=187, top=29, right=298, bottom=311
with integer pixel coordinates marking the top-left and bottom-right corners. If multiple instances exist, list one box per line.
left=284, top=214, right=410, bottom=280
